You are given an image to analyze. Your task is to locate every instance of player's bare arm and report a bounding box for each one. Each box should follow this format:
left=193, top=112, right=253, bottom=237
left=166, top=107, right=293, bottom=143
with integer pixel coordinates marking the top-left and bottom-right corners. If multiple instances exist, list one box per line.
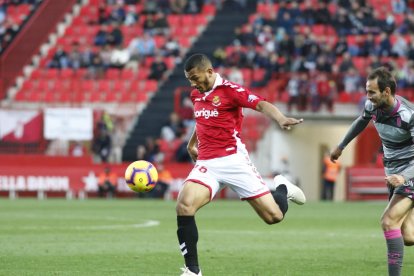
left=186, top=128, right=198, bottom=162
left=256, top=101, right=303, bottom=130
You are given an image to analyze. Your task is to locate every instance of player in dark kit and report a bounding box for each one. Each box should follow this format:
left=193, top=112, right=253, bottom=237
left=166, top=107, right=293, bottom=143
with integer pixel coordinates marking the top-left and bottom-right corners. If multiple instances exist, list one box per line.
left=331, top=67, right=414, bottom=276
left=176, top=54, right=306, bottom=276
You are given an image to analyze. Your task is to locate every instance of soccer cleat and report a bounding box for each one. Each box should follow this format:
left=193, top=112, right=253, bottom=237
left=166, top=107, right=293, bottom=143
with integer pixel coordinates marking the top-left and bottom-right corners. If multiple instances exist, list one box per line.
left=273, top=175, right=306, bottom=205
left=180, top=266, right=202, bottom=276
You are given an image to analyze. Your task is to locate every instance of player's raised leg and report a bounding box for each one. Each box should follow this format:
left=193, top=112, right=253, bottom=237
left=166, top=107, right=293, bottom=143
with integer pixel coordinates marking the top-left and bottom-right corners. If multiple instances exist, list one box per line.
left=176, top=181, right=210, bottom=276
left=381, top=195, right=412, bottom=276
left=248, top=192, right=286, bottom=224
left=273, top=175, right=306, bottom=205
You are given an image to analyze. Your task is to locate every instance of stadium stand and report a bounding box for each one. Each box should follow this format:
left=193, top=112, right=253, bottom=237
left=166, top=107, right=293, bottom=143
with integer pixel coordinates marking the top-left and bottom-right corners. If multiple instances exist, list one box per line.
left=1, top=0, right=414, bottom=200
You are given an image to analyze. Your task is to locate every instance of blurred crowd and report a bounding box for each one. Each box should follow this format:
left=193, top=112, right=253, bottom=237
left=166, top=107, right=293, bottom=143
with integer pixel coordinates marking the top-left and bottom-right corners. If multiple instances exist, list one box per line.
left=212, top=0, right=414, bottom=112
left=0, top=0, right=42, bottom=53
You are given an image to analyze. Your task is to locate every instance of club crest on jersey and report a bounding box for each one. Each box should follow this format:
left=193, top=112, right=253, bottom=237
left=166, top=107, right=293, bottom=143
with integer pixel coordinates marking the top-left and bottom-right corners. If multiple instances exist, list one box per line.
left=248, top=94, right=259, bottom=102
left=212, top=96, right=221, bottom=107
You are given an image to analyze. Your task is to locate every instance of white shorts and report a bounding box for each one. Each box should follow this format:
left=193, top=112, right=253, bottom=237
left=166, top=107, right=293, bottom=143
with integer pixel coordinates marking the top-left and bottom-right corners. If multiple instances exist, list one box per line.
left=185, top=150, right=270, bottom=200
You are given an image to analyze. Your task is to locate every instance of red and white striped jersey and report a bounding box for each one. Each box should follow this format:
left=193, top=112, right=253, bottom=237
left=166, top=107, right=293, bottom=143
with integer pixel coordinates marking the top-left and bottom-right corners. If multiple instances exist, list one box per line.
left=190, top=74, right=265, bottom=160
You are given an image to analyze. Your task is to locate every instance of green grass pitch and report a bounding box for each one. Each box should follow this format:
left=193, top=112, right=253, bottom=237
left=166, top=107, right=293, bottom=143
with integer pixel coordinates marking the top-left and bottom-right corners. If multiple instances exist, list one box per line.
left=1, top=199, right=413, bottom=276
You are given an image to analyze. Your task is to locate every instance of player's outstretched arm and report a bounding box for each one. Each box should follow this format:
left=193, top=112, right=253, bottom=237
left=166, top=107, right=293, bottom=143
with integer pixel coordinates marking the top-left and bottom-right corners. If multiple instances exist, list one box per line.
left=256, top=101, right=303, bottom=130
left=331, top=116, right=371, bottom=162
left=330, top=147, right=343, bottom=163
left=186, top=127, right=198, bottom=162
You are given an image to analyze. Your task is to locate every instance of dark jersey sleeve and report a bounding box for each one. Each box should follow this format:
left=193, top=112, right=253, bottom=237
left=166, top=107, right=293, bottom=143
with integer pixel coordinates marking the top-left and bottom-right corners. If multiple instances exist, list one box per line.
left=338, top=100, right=373, bottom=149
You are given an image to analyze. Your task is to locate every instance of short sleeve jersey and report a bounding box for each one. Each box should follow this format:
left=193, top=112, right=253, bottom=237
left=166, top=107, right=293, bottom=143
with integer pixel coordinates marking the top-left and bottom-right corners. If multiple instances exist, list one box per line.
left=191, top=74, right=265, bottom=160
left=362, top=96, right=414, bottom=161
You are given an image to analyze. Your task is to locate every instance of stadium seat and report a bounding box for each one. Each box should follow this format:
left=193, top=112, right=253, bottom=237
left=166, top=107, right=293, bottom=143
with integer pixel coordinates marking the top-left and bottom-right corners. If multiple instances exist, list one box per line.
left=105, top=69, right=120, bottom=79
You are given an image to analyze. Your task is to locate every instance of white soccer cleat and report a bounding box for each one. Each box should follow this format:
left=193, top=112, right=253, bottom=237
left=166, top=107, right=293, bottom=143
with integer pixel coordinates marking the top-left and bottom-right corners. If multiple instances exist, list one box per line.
left=180, top=266, right=202, bottom=276
left=273, top=175, right=306, bottom=205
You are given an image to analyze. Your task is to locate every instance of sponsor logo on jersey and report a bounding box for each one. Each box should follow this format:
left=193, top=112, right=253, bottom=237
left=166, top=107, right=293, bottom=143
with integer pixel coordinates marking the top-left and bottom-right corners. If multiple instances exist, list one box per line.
left=212, top=96, right=221, bottom=107
left=194, top=108, right=219, bottom=119
left=248, top=94, right=259, bottom=102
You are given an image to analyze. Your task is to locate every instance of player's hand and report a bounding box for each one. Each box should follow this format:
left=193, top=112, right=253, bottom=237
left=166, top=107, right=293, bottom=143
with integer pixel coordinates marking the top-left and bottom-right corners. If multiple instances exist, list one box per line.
left=279, top=118, right=303, bottom=130
left=385, top=174, right=405, bottom=188
left=330, top=147, right=342, bottom=163
left=187, top=146, right=198, bottom=162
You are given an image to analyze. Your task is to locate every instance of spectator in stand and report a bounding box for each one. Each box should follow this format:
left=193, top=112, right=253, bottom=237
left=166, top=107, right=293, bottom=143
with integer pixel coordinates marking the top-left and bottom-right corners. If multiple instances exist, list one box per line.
left=128, top=32, right=156, bottom=61
left=301, top=0, right=315, bottom=25
left=391, top=32, right=408, bottom=57
left=178, top=95, right=195, bottom=130
left=235, top=25, right=256, bottom=47
left=257, top=25, right=274, bottom=51
left=48, top=46, right=70, bottom=69
left=278, top=32, right=295, bottom=57
left=98, top=2, right=110, bottom=24
left=143, top=13, right=157, bottom=33
left=251, top=52, right=280, bottom=88
left=392, top=0, right=407, bottom=14
left=315, top=55, right=332, bottom=73
left=109, top=3, right=126, bottom=24
left=152, top=11, right=169, bottom=35
left=227, top=66, right=244, bottom=86
left=107, top=22, right=123, bottom=46
left=332, top=7, right=353, bottom=36
left=92, top=128, right=112, bottom=163
left=343, top=67, right=363, bottom=94
left=317, top=73, right=335, bottom=112
left=99, top=44, right=113, bottom=68
left=276, top=11, right=295, bottom=36
left=110, top=45, right=130, bottom=69
left=212, top=46, right=226, bottom=67
left=377, top=31, right=392, bottom=57
left=314, top=2, right=331, bottom=25
left=160, top=112, right=185, bottom=142
left=144, top=136, right=163, bottom=163
left=226, top=43, right=247, bottom=67
left=124, top=5, right=138, bottom=26
left=94, top=25, right=109, bottom=46
left=360, top=33, right=376, bottom=57
left=97, top=166, right=118, bottom=198
left=81, top=46, right=95, bottom=68
left=287, top=73, right=300, bottom=112
left=338, top=52, right=356, bottom=73
left=334, top=36, right=348, bottom=57
left=368, top=54, right=382, bottom=71
left=148, top=53, right=168, bottom=81
left=88, top=54, right=106, bottom=79
left=170, top=0, right=187, bottom=14
left=68, top=42, right=82, bottom=69
left=163, top=36, right=180, bottom=57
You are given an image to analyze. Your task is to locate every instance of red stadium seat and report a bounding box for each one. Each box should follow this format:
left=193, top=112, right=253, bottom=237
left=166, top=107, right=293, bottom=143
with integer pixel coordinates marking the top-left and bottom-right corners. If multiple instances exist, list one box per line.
left=105, top=69, right=120, bottom=79
left=120, top=69, right=135, bottom=80
left=144, top=80, right=158, bottom=93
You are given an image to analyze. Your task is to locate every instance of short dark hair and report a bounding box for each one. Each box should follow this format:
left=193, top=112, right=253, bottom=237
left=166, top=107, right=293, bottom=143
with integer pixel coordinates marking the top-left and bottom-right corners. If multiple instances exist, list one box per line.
left=367, top=67, right=396, bottom=95
left=184, top=53, right=211, bottom=72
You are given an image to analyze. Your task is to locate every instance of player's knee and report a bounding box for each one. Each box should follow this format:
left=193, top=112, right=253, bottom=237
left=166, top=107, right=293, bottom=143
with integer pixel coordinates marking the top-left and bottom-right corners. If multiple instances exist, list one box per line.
left=263, top=211, right=284, bottom=225
left=380, top=215, right=395, bottom=231
left=176, top=200, right=196, bottom=216
left=403, top=233, right=414, bottom=246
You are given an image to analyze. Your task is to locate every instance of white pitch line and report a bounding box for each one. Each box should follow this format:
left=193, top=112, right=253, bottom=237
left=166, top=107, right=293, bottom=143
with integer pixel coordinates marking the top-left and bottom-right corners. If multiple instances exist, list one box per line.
left=1, top=220, right=160, bottom=231
left=77, top=220, right=161, bottom=230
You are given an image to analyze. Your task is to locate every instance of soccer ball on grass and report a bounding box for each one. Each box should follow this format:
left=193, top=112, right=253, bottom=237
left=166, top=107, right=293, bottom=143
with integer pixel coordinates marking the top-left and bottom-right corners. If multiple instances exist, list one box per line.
left=124, top=160, right=158, bottom=192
